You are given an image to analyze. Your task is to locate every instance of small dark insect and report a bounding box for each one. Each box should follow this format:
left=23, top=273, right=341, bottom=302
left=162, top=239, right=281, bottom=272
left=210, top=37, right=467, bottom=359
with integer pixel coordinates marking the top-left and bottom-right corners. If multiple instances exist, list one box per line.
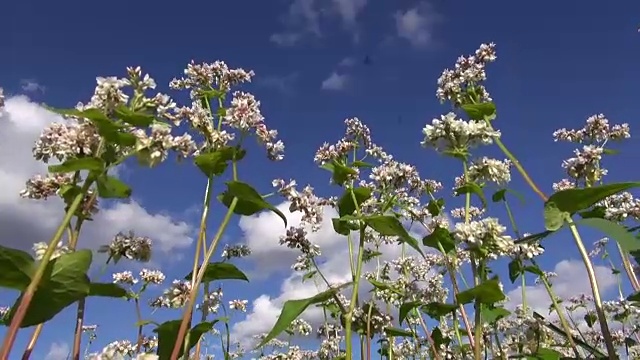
left=363, top=55, right=372, bottom=65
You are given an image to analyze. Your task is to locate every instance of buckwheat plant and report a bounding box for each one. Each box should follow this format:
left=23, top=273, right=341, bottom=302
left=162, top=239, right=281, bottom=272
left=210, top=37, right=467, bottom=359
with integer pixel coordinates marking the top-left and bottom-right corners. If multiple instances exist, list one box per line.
left=1, top=43, right=639, bottom=360
left=0, top=62, right=286, bottom=360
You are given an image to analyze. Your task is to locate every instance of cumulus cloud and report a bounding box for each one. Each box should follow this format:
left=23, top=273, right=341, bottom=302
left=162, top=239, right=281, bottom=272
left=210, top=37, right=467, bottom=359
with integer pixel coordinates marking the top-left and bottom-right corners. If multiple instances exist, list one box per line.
left=321, top=72, right=349, bottom=91
left=338, top=57, right=356, bottom=67
left=394, top=2, right=440, bottom=48
left=504, top=259, right=618, bottom=315
left=0, top=95, right=195, bottom=257
left=44, top=342, right=70, bottom=360
left=271, top=0, right=367, bottom=46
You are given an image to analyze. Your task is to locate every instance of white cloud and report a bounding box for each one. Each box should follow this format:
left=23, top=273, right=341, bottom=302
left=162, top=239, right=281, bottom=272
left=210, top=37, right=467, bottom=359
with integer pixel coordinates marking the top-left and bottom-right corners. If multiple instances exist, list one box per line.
left=44, top=342, right=70, bottom=360
left=255, top=72, right=299, bottom=95
left=0, top=95, right=195, bottom=257
left=20, top=79, right=46, bottom=94
left=338, top=57, right=356, bottom=67
left=394, top=2, right=440, bottom=48
left=505, top=259, right=618, bottom=315
left=271, top=0, right=367, bottom=46
left=321, top=72, right=349, bottom=91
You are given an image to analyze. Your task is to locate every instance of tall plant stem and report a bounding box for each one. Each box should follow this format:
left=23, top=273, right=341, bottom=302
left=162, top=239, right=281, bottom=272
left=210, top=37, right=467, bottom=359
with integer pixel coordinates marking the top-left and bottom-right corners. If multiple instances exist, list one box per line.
left=170, top=197, right=238, bottom=360
left=487, top=122, right=616, bottom=358
left=616, top=242, right=640, bottom=292
left=1, top=179, right=94, bottom=359
left=345, top=227, right=366, bottom=360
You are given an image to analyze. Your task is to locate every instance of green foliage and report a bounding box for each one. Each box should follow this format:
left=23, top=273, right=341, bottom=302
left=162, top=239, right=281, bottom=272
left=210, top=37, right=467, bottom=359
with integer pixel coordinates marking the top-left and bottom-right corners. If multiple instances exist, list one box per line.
left=337, top=187, right=372, bottom=217
left=454, top=182, right=487, bottom=209
left=461, top=102, right=496, bottom=120
left=183, top=262, right=249, bottom=283
left=363, top=215, right=424, bottom=257
left=258, top=283, right=352, bottom=348
left=95, top=174, right=132, bottom=198
left=48, top=157, right=105, bottom=173
left=154, top=320, right=217, bottom=360
left=7, top=251, right=93, bottom=327
left=455, top=278, right=505, bottom=305
left=193, top=147, right=244, bottom=177
left=219, top=181, right=287, bottom=227
left=0, top=245, right=34, bottom=291
left=422, top=226, right=455, bottom=253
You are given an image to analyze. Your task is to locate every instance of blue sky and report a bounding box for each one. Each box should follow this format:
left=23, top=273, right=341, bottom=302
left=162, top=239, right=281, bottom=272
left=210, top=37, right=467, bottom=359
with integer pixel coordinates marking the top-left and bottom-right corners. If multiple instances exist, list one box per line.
left=1, top=0, right=640, bottom=358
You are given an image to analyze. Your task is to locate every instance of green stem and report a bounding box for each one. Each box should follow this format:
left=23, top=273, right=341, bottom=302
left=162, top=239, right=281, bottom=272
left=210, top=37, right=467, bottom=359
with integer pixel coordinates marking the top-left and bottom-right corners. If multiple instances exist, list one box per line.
left=566, top=219, right=616, bottom=358
left=345, top=227, right=366, bottom=360
left=170, top=197, right=239, bottom=360
left=532, top=260, right=580, bottom=358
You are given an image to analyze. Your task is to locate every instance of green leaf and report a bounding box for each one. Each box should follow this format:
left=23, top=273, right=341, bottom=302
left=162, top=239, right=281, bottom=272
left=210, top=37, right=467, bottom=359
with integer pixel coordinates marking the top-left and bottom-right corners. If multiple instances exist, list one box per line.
left=363, top=215, right=425, bottom=257
left=383, top=327, right=414, bottom=337
left=352, top=160, right=374, bottom=168
left=369, top=279, right=403, bottom=295
left=96, top=175, right=132, bottom=198
left=422, top=227, right=455, bottom=254
left=543, top=201, right=567, bottom=231
left=257, top=283, right=351, bottom=348
left=48, top=157, right=105, bottom=174
left=46, top=107, right=137, bottom=146
left=454, top=182, right=487, bottom=209
left=628, top=291, right=640, bottom=302
left=426, top=198, right=445, bottom=216
left=508, top=259, right=523, bottom=283
left=431, top=327, right=451, bottom=348
left=323, top=160, right=358, bottom=186
left=8, top=250, right=92, bottom=327
left=584, top=313, right=597, bottom=328
left=302, top=271, right=317, bottom=283
left=154, top=320, right=217, bottom=360
left=579, top=218, right=640, bottom=252
left=546, top=182, right=640, bottom=215
left=492, top=188, right=525, bottom=204
left=0, top=245, right=34, bottom=291
left=481, top=306, right=510, bottom=324
left=193, top=147, right=238, bottom=177
left=337, top=187, right=372, bottom=217
left=525, top=348, right=562, bottom=360
left=461, top=102, right=496, bottom=120
left=219, top=181, right=287, bottom=227
left=421, top=302, right=457, bottom=319
left=184, top=262, right=249, bottom=283
left=456, top=278, right=505, bottom=305
left=398, top=301, right=422, bottom=325
left=114, top=106, right=155, bottom=127
left=331, top=218, right=353, bottom=236
left=88, top=283, right=127, bottom=298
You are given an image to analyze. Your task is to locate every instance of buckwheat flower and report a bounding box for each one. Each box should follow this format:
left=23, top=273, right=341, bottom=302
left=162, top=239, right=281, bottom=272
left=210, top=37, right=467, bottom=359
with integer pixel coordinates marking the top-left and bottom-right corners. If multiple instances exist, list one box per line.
left=534, top=271, right=557, bottom=285
left=589, top=237, right=609, bottom=257
left=199, top=288, right=223, bottom=314
left=82, top=324, right=99, bottom=342
left=19, top=173, right=73, bottom=200
left=229, top=299, right=248, bottom=312
left=288, top=318, right=313, bottom=336
left=33, top=120, right=101, bottom=163
left=32, top=241, right=71, bottom=261
left=436, top=43, right=497, bottom=106
left=279, top=226, right=321, bottom=257
left=170, top=60, right=254, bottom=95
left=96, top=340, right=136, bottom=359
left=221, top=244, right=252, bottom=260
left=126, top=66, right=156, bottom=91
left=112, top=271, right=138, bottom=285
left=451, top=206, right=485, bottom=220
left=133, top=123, right=196, bottom=167
left=291, top=254, right=312, bottom=272
left=139, top=269, right=165, bottom=285
left=553, top=114, right=631, bottom=143
left=562, top=145, right=607, bottom=183
left=272, top=179, right=333, bottom=230
left=99, top=231, right=152, bottom=263
left=150, top=280, right=192, bottom=309
left=466, top=157, right=512, bottom=186
left=598, top=192, right=640, bottom=222
left=552, top=178, right=575, bottom=191
left=223, top=91, right=285, bottom=161
left=421, top=112, right=500, bottom=152
left=89, top=76, right=130, bottom=112
left=509, top=242, right=544, bottom=260
left=453, top=217, right=514, bottom=258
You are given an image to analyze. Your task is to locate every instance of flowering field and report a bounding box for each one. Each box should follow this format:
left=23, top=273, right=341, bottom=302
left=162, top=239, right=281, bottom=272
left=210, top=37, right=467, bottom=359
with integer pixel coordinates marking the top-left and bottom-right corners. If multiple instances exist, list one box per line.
left=0, top=42, right=639, bottom=360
